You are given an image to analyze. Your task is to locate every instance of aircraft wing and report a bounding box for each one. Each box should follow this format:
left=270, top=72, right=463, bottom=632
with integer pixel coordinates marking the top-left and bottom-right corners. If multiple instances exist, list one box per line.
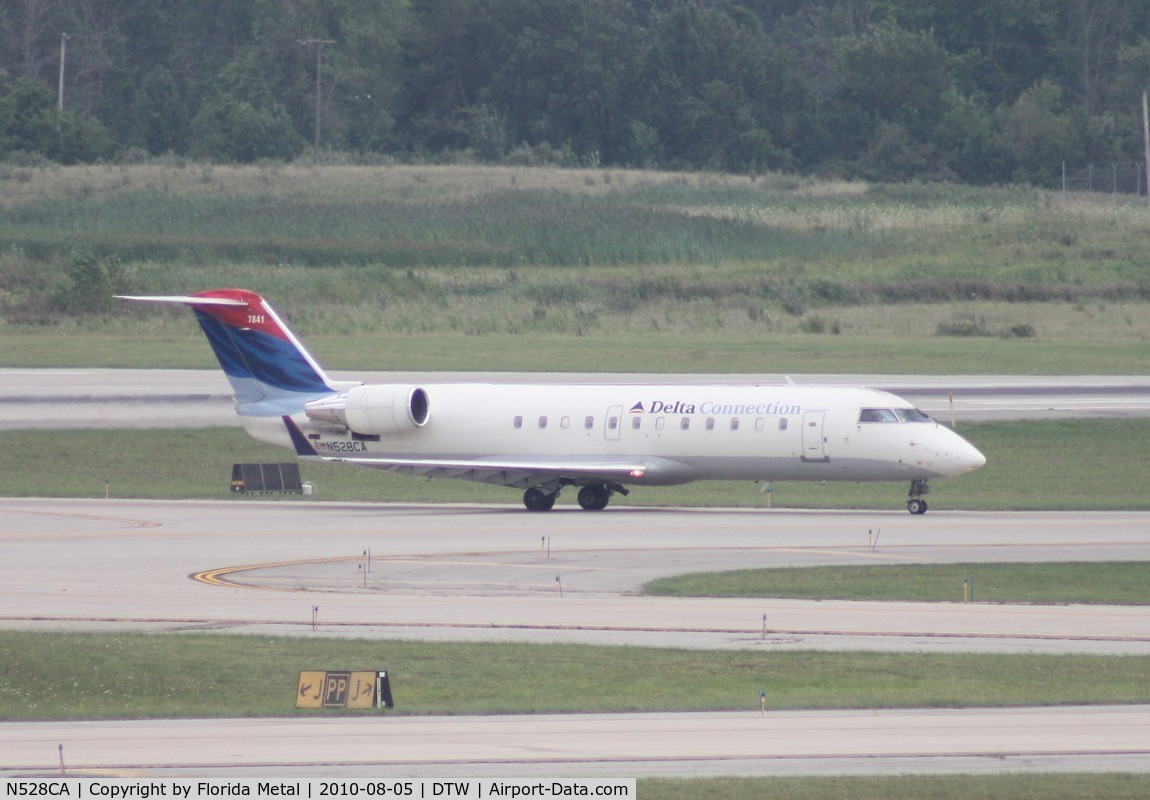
left=281, top=416, right=648, bottom=485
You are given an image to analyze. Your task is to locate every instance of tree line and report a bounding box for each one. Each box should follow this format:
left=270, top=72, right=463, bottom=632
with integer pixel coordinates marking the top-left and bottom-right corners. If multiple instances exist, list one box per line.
left=4, top=0, right=1150, bottom=186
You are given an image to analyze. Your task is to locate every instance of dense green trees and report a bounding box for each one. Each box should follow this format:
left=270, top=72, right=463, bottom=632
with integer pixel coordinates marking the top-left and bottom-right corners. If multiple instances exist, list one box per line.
left=3, top=0, right=1150, bottom=185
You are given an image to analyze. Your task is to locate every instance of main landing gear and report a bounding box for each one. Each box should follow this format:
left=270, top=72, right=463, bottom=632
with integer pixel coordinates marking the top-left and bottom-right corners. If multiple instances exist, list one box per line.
left=522, top=482, right=628, bottom=511
left=523, top=487, right=557, bottom=511
left=907, top=479, right=930, bottom=515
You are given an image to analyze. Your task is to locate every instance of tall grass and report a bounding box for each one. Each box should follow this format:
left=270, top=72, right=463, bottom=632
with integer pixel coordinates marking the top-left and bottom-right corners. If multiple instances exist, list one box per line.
left=5, top=165, right=1150, bottom=372
left=4, top=164, right=1150, bottom=284
left=1, top=185, right=873, bottom=267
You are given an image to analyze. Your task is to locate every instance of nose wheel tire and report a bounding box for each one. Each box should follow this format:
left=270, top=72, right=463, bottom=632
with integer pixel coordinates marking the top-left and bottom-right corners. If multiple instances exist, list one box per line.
left=907, top=498, right=928, bottom=515
left=907, top=479, right=930, bottom=515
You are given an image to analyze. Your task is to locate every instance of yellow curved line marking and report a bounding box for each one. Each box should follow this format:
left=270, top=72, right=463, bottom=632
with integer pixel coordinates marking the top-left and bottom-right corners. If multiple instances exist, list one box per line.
left=193, top=555, right=358, bottom=590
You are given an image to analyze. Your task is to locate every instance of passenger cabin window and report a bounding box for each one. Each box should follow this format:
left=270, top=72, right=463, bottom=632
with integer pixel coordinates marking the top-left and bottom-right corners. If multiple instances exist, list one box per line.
left=655, top=417, right=666, bottom=431
left=680, top=417, right=690, bottom=430
left=608, top=416, right=619, bottom=430
left=585, top=416, right=595, bottom=429
left=706, top=417, right=715, bottom=430
left=755, top=418, right=765, bottom=431
left=514, top=416, right=523, bottom=429
left=779, top=418, right=789, bottom=431
left=631, top=416, right=641, bottom=430
left=561, top=416, right=570, bottom=429
left=538, top=416, right=548, bottom=428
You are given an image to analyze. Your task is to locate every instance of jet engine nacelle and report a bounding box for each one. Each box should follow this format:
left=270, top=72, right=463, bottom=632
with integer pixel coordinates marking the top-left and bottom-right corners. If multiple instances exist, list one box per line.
left=304, top=385, right=430, bottom=436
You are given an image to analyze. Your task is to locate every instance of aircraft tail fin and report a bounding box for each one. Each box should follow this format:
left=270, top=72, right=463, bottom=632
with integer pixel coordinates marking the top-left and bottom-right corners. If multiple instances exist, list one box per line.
left=118, top=289, right=341, bottom=415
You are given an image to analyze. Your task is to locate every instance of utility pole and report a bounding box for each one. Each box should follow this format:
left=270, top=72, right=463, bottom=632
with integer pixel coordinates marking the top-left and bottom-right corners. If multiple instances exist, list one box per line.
left=57, top=33, right=70, bottom=124
left=298, top=39, right=334, bottom=164
left=1143, top=92, right=1150, bottom=206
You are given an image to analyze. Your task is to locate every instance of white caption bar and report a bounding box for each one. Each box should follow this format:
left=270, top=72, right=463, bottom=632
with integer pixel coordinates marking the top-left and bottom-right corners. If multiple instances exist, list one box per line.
left=3, top=780, right=636, bottom=800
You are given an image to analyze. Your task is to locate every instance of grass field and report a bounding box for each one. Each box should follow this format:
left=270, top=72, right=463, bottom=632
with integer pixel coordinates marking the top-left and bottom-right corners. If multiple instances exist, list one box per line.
left=4, top=165, right=1150, bottom=375
left=1, top=632, right=1147, bottom=721
left=5, top=317, right=1150, bottom=374
left=644, top=562, right=1150, bottom=604
left=642, top=775, right=1150, bottom=800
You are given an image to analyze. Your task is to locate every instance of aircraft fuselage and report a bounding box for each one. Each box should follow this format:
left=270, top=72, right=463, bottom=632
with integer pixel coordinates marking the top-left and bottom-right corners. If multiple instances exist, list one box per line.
left=244, top=382, right=982, bottom=487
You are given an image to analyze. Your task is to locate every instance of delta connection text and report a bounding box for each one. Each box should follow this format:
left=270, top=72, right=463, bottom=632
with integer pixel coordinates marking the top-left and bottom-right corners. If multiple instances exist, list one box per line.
left=3, top=781, right=634, bottom=800
left=630, top=398, right=802, bottom=416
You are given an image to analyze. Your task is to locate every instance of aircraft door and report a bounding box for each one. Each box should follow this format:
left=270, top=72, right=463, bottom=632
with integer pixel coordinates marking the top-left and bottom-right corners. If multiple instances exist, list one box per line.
left=605, top=405, right=623, bottom=441
left=801, top=410, right=829, bottom=462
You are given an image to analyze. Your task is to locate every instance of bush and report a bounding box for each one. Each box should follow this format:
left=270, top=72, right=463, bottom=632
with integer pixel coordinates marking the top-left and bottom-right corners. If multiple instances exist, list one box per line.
left=936, top=313, right=992, bottom=337
left=51, top=252, right=132, bottom=314
left=188, top=97, right=305, bottom=163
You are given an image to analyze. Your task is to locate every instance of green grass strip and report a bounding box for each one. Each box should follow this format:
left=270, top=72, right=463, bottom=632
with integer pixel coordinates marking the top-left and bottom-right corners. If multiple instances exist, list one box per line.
left=0, top=633, right=1146, bottom=721
left=638, top=775, right=1150, bottom=800
left=644, top=562, right=1150, bottom=604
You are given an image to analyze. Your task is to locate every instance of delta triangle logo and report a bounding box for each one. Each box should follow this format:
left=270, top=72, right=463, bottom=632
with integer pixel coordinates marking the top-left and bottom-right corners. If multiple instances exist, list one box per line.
left=628, top=401, right=645, bottom=413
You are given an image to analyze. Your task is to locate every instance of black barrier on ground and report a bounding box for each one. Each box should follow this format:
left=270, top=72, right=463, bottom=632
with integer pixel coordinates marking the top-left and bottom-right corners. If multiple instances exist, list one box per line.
left=230, top=463, right=303, bottom=494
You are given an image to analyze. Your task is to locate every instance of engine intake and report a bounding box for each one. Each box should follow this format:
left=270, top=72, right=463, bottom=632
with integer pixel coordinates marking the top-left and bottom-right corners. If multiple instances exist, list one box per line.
left=305, top=385, right=430, bottom=436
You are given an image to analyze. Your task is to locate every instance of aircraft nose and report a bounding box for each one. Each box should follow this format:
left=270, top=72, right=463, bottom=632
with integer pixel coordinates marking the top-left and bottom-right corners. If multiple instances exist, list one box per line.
left=959, top=444, right=987, bottom=472
left=931, top=428, right=986, bottom=475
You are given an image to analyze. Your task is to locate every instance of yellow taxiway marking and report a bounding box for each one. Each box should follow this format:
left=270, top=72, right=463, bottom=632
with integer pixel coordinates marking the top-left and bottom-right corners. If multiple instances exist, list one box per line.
left=193, top=554, right=610, bottom=590
left=193, top=556, right=357, bottom=589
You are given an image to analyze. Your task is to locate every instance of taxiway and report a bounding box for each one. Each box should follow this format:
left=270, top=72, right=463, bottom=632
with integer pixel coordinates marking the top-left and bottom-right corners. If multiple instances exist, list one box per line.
left=1, top=498, right=1148, bottom=778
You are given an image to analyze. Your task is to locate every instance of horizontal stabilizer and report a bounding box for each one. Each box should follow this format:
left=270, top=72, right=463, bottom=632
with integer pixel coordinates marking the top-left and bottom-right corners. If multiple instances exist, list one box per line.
left=116, top=295, right=247, bottom=306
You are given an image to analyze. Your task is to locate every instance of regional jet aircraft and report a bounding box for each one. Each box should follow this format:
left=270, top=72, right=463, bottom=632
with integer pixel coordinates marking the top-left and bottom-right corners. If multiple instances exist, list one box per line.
left=120, top=289, right=985, bottom=513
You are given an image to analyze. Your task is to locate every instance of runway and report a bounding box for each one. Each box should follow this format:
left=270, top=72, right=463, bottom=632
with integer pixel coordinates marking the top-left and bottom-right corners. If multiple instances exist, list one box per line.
left=1, top=498, right=1148, bottom=778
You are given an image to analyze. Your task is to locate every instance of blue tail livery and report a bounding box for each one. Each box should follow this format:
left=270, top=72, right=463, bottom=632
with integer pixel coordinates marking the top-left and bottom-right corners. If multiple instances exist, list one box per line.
left=118, top=289, right=342, bottom=417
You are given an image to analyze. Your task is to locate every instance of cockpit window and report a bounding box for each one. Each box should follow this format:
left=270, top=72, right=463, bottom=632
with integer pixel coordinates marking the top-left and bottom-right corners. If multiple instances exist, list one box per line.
left=859, top=408, right=933, bottom=423
left=859, top=408, right=899, bottom=423
left=895, top=408, right=933, bottom=423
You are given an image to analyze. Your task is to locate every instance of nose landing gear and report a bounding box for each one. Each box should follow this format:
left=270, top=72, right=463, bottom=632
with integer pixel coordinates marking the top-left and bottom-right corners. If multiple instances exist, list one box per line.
left=907, top=480, right=930, bottom=515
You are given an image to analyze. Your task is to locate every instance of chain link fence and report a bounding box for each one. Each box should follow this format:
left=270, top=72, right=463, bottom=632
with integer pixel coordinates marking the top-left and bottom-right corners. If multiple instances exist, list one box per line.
left=1062, top=162, right=1146, bottom=194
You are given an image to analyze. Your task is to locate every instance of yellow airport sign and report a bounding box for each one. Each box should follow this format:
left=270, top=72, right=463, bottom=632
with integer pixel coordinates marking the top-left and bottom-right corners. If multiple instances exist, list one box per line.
left=297, top=670, right=391, bottom=709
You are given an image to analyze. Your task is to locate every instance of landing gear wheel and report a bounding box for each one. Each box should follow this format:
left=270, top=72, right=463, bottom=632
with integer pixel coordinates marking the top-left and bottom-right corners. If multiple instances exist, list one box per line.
left=577, top=483, right=611, bottom=511
left=523, top=487, right=556, bottom=512
left=907, top=479, right=930, bottom=515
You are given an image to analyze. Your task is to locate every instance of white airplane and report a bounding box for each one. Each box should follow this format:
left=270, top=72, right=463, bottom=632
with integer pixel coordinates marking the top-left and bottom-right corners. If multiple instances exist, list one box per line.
left=120, top=289, right=985, bottom=513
